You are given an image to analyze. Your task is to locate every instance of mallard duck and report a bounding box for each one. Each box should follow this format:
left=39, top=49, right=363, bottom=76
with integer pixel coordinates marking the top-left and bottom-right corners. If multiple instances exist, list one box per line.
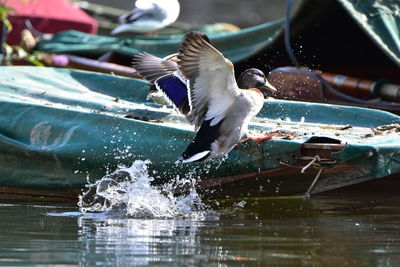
left=132, top=31, right=277, bottom=162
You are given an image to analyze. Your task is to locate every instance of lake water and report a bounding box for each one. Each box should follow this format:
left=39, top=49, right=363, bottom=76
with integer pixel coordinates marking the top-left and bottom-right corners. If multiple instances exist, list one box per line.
left=1, top=189, right=400, bottom=265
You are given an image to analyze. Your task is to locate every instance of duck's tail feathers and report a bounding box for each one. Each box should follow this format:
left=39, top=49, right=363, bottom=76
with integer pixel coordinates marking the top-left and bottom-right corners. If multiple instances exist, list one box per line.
left=180, top=119, right=223, bottom=163
left=177, top=151, right=210, bottom=164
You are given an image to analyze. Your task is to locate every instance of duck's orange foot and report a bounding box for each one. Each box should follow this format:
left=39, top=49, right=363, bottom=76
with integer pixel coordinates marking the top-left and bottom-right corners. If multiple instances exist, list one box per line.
left=243, top=133, right=278, bottom=143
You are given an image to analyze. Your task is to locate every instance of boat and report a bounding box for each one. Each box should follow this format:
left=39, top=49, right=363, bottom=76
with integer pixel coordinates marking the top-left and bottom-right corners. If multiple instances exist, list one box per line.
left=30, top=0, right=400, bottom=115
left=1, top=66, right=399, bottom=201
left=32, top=0, right=400, bottom=73
left=239, top=0, right=400, bottom=114
left=71, top=0, right=241, bottom=36
left=266, top=66, right=400, bottom=116
left=33, top=19, right=284, bottom=65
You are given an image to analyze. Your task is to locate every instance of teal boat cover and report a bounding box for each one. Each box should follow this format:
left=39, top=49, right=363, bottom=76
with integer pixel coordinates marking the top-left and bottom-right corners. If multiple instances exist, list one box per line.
left=337, top=0, right=400, bottom=67
left=34, top=0, right=400, bottom=66
left=0, top=66, right=400, bottom=190
left=35, top=19, right=284, bottom=63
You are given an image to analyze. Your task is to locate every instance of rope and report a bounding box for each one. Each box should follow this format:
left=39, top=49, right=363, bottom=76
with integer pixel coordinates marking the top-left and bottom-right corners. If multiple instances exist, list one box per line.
left=301, top=155, right=320, bottom=173
left=279, top=154, right=333, bottom=207
left=304, top=166, right=325, bottom=198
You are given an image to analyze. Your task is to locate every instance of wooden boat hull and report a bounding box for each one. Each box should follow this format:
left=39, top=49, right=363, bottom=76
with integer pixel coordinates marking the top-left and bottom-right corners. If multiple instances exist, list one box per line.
left=0, top=164, right=377, bottom=202
left=0, top=67, right=399, bottom=201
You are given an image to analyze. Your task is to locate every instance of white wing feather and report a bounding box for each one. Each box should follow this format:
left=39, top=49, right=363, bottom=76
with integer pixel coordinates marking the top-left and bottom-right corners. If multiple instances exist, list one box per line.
left=178, top=32, right=240, bottom=128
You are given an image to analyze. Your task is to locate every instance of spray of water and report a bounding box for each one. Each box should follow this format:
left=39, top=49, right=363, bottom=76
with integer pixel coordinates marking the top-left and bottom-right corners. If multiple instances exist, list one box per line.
left=78, top=160, right=208, bottom=219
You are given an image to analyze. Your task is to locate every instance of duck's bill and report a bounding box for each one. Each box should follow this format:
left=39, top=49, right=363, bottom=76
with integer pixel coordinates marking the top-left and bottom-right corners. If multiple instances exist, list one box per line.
left=260, top=79, right=277, bottom=93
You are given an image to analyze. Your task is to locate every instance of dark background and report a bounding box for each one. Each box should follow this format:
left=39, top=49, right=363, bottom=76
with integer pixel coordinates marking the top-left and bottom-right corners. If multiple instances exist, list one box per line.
left=85, top=0, right=290, bottom=28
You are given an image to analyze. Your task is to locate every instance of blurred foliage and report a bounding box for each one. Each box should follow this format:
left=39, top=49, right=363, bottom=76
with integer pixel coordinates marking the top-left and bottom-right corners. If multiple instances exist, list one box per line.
left=2, top=43, right=44, bottom=65
left=0, top=0, right=43, bottom=66
left=0, top=3, right=14, bottom=33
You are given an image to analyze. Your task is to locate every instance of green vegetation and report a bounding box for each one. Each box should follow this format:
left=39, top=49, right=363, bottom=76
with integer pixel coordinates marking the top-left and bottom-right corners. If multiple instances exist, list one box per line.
left=0, top=0, right=43, bottom=65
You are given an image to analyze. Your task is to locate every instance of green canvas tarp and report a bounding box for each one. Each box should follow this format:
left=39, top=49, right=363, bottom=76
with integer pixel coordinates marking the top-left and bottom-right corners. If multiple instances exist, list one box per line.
left=0, top=66, right=400, bottom=196
left=337, top=0, right=400, bottom=67
left=35, top=19, right=284, bottom=63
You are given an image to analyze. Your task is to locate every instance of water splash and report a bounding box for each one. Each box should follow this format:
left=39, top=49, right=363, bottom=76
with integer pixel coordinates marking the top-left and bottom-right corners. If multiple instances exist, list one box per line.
left=78, top=160, right=208, bottom=219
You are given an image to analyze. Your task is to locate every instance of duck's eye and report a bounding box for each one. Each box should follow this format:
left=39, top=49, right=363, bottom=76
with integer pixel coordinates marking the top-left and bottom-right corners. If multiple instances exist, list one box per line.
left=255, top=80, right=265, bottom=87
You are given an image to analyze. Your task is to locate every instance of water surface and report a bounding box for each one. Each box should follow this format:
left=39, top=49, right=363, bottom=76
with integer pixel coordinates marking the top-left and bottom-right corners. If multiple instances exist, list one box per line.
left=1, top=194, right=400, bottom=266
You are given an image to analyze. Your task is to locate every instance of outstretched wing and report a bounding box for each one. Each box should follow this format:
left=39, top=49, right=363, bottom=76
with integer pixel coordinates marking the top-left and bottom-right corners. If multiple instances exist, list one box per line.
left=132, top=53, right=190, bottom=114
left=177, top=31, right=240, bottom=129
left=132, top=52, right=178, bottom=82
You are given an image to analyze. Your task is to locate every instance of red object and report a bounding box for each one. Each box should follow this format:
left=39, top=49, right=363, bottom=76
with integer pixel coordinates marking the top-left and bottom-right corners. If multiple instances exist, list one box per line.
left=5, top=0, right=97, bottom=45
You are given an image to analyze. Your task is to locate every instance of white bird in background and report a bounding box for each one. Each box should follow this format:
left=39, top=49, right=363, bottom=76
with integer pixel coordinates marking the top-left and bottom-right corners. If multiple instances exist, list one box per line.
left=111, top=0, right=180, bottom=35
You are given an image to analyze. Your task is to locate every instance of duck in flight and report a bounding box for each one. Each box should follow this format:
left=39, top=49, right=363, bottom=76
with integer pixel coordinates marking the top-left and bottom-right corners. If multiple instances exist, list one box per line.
left=132, top=31, right=277, bottom=162
left=112, top=0, right=180, bottom=35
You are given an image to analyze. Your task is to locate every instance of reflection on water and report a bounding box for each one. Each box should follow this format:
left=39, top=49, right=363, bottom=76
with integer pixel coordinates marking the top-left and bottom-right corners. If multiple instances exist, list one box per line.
left=1, top=195, right=400, bottom=266
left=77, top=217, right=207, bottom=266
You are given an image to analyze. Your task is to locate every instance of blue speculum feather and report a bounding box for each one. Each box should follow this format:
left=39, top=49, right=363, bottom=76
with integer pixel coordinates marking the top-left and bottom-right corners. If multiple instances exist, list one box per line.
left=155, top=74, right=190, bottom=113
